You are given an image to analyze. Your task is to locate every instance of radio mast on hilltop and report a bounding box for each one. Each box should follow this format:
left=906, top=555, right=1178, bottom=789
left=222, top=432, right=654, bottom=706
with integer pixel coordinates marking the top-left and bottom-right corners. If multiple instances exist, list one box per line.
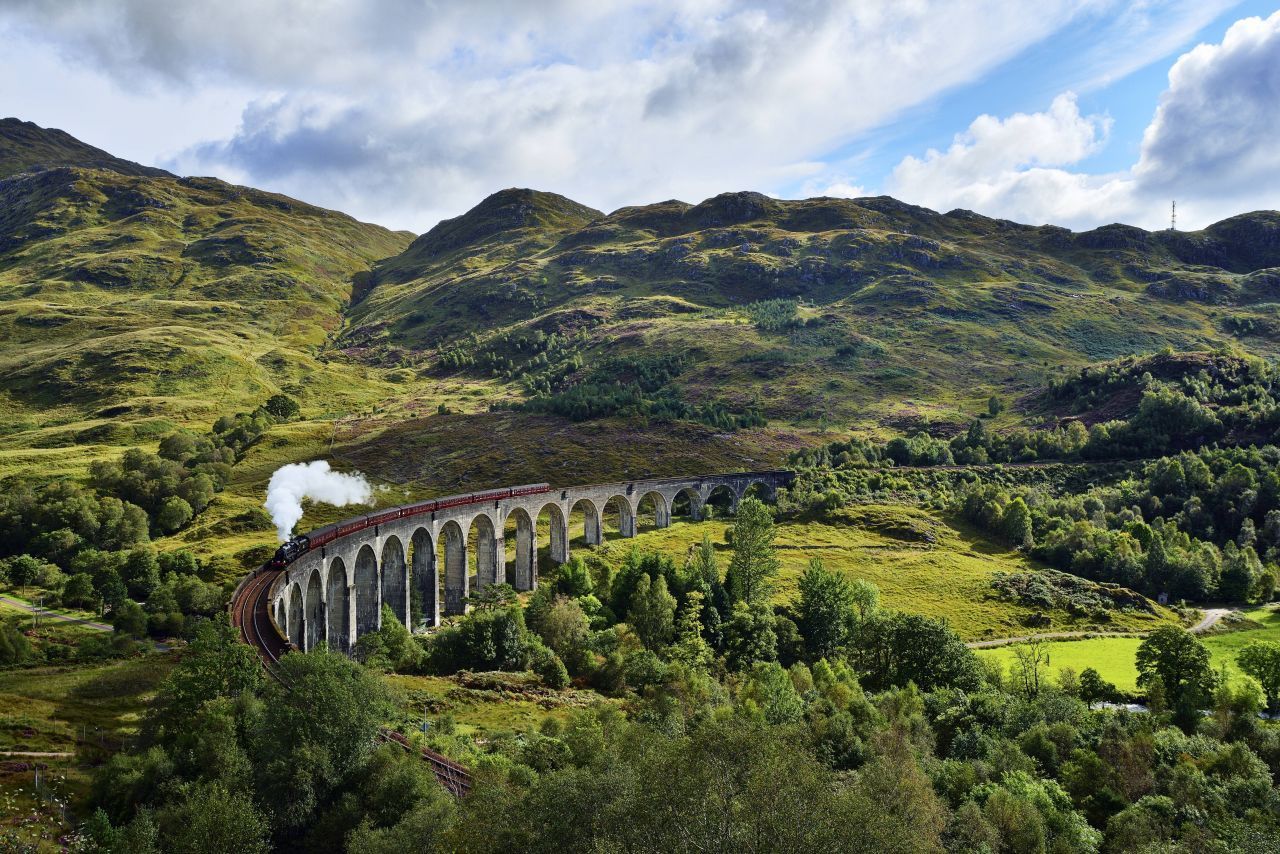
left=1170, top=200, right=1177, bottom=231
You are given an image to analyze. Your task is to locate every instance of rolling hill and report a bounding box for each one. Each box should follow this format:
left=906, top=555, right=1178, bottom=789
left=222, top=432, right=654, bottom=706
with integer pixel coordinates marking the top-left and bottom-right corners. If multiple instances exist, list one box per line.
left=0, top=119, right=412, bottom=461
left=2, top=117, right=1280, bottom=497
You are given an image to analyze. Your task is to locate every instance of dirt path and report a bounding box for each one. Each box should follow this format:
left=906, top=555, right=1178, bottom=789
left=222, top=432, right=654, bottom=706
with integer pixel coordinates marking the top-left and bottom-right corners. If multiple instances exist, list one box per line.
left=0, top=594, right=111, bottom=631
left=0, top=750, right=75, bottom=758
left=967, top=607, right=1237, bottom=649
left=1190, top=607, right=1233, bottom=633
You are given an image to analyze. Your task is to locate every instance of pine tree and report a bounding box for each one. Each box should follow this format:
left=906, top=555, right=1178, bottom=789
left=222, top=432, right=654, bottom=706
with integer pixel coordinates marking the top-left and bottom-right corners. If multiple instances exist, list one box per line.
left=689, top=532, right=719, bottom=585
left=670, top=590, right=713, bottom=670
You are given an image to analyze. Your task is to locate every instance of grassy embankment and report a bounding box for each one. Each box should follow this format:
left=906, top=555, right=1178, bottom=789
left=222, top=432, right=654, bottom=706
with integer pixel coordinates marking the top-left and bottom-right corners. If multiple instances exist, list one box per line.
left=0, top=646, right=175, bottom=851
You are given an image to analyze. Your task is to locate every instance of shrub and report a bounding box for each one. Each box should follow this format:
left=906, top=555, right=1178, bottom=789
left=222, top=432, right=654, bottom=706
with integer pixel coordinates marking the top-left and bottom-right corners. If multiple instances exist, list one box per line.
left=157, top=497, right=194, bottom=533
left=532, top=644, right=570, bottom=689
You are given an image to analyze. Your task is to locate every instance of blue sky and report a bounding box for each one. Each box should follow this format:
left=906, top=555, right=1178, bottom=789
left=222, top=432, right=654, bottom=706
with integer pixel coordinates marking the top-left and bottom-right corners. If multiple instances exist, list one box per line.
left=841, top=0, right=1277, bottom=181
left=1, top=1, right=1277, bottom=232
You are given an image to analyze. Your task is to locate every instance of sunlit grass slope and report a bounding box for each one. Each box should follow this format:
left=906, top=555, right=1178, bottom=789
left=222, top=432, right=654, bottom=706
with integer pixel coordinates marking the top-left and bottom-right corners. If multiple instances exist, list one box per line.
left=586, top=506, right=1176, bottom=641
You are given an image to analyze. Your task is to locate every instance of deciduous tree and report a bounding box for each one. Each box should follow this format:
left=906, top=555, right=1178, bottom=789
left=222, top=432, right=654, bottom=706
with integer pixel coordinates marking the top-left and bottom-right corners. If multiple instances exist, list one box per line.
left=1237, top=640, right=1280, bottom=713
left=796, top=557, right=855, bottom=661
left=1136, top=626, right=1216, bottom=729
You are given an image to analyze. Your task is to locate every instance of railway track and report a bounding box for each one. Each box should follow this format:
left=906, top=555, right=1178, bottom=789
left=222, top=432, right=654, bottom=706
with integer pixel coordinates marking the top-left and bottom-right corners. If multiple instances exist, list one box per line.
left=229, top=567, right=473, bottom=796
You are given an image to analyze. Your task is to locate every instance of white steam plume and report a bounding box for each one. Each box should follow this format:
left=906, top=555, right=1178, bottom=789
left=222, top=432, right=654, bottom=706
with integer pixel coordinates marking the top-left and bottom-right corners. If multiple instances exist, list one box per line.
left=264, top=460, right=372, bottom=541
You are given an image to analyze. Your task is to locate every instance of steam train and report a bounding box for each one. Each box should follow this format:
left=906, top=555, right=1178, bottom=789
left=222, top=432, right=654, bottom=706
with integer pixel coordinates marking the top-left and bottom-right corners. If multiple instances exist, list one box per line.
left=268, top=483, right=552, bottom=569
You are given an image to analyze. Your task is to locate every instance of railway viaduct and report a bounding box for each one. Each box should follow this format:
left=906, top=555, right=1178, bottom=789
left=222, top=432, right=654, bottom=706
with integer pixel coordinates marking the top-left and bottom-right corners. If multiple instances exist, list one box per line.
left=267, top=471, right=793, bottom=654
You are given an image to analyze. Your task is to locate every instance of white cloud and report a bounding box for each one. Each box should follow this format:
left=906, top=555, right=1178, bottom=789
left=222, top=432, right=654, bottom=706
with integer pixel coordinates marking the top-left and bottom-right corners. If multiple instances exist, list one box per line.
left=803, top=178, right=868, bottom=199
left=1135, top=12, right=1280, bottom=202
left=885, top=10, right=1280, bottom=230
left=887, top=93, right=1120, bottom=223
left=2, top=1, right=1270, bottom=232
left=167, top=0, right=1103, bottom=230
left=0, top=0, right=1108, bottom=229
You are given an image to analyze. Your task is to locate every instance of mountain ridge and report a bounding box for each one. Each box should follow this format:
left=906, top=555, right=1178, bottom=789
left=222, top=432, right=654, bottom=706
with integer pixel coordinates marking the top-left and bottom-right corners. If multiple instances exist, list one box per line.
left=0, top=117, right=174, bottom=180
left=4, top=116, right=1280, bottom=490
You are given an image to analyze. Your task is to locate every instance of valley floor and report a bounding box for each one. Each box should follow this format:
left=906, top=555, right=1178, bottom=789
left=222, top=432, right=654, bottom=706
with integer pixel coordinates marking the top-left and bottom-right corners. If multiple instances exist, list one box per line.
left=976, top=604, right=1280, bottom=693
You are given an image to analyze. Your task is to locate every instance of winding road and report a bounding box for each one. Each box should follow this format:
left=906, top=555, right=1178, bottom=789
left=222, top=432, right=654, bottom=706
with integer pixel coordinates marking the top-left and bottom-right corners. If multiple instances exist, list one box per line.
left=0, top=594, right=111, bottom=631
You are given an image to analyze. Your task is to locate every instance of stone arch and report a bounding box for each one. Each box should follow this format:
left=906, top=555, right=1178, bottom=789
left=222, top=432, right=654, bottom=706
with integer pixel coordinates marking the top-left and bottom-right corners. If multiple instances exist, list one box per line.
left=441, top=520, right=467, bottom=616
left=671, top=486, right=704, bottom=521
left=304, top=570, right=324, bottom=652
left=569, top=498, right=601, bottom=547
left=740, top=480, right=775, bottom=504
left=409, top=527, right=437, bottom=631
left=705, top=484, right=736, bottom=517
left=636, top=491, right=669, bottom=531
left=274, top=598, right=286, bottom=635
left=326, top=557, right=350, bottom=652
left=470, top=513, right=501, bottom=590
left=538, top=501, right=568, bottom=567
left=603, top=494, right=636, bottom=538
left=506, top=507, right=537, bottom=591
left=380, top=536, right=408, bottom=627
left=354, top=544, right=380, bottom=639
left=287, top=583, right=303, bottom=648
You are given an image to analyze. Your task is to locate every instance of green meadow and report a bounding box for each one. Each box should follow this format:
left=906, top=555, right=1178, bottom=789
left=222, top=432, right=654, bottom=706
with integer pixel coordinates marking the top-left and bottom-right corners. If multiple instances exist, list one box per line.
left=977, top=604, right=1280, bottom=694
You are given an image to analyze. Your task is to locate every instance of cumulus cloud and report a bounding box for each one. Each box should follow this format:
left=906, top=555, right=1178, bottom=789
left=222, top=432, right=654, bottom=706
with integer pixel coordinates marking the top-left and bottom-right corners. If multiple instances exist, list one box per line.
left=0, top=0, right=1106, bottom=229
left=1136, top=12, right=1280, bottom=200
left=887, top=93, right=1124, bottom=223
left=1, top=1, right=1270, bottom=231
left=886, top=11, right=1280, bottom=230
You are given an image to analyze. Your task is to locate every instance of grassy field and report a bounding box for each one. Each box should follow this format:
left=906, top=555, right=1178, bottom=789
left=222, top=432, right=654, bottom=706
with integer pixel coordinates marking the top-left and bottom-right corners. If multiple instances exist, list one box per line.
left=0, top=651, right=176, bottom=851
left=0, top=652, right=173, bottom=754
left=976, top=604, right=1280, bottom=694
left=580, top=505, right=1176, bottom=641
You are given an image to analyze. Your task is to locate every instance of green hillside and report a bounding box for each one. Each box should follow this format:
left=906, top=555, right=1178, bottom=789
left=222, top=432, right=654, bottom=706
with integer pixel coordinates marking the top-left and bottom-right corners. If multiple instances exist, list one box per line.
left=348, top=187, right=1280, bottom=440
left=3, top=118, right=1280, bottom=533
left=0, top=122, right=413, bottom=461
left=6, top=120, right=1280, bottom=853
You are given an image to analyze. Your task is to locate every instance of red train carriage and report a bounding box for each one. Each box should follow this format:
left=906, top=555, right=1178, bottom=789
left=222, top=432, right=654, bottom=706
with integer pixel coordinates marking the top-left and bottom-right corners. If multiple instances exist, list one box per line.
left=268, top=484, right=553, bottom=570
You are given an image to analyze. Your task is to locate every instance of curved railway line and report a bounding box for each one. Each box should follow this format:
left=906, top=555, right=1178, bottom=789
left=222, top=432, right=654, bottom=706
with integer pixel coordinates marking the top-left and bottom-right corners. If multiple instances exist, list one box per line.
left=230, top=565, right=473, bottom=796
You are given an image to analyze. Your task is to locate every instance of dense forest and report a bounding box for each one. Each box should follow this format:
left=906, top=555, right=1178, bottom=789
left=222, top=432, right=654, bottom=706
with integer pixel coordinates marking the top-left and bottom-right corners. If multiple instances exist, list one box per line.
left=67, top=498, right=1280, bottom=853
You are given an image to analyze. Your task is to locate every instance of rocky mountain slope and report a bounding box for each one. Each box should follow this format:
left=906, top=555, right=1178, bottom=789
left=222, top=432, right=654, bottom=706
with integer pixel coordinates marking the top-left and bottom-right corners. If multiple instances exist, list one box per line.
left=2, top=118, right=1280, bottom=490
left=0, top=117, right=173, bottom=180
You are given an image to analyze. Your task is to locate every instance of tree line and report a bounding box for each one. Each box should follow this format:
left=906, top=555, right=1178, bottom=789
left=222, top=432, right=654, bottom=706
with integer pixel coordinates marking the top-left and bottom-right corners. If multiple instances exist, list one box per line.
left=0, top=395, right=300, bottom=655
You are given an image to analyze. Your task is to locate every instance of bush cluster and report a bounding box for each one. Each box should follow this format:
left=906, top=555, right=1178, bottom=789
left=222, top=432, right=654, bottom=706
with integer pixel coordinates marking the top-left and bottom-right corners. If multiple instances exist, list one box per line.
left=520, top=353, right=764, bottom=429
